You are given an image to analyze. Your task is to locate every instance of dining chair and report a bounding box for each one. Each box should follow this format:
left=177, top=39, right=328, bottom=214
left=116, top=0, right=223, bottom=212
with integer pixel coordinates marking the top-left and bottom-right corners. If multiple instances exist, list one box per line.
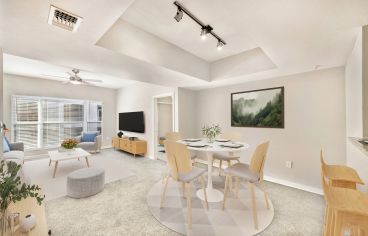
left=222, top=141, right=270, bottom=230
left=165, top=131, right=197, bottom=160
left=160, top=140, right=208, bottom=229
left=212, top=132, right=242, bottom=176
left=320, top=150, right=364, bottom=189
left=321, top=164, right=368, bottom=236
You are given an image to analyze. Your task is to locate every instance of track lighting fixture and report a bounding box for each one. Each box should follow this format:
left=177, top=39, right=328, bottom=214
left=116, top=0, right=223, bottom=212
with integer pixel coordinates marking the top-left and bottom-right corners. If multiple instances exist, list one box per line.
left=217, top=40, right=224, bottom=50
left=174, top=7, right=183, bottom=22
left=173, top=1, right=226, bottom=50
left=200, top=25, right=213, bottom=40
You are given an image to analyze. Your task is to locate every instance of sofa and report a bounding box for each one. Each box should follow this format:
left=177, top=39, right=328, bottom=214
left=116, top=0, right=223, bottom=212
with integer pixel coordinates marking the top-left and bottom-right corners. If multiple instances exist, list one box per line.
left=3, top=141, right=25, bottom=165
left=75, top=131, right=102, bottom=153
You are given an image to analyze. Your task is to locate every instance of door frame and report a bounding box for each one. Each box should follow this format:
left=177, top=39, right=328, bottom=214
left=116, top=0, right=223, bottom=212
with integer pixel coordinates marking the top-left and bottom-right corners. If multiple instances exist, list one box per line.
left=152, top=92, right=176, bottom=160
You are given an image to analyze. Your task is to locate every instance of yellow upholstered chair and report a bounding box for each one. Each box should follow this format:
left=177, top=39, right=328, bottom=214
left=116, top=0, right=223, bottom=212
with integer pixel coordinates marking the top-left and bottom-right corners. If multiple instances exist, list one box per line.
left=160, top=140, right=208, bottom=229
left=222, top=141, right=270, bottom=230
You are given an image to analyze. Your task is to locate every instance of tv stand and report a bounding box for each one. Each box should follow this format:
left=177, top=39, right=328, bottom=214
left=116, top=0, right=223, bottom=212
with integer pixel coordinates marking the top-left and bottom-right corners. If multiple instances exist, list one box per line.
left=112, top=137, right=147, bottom=157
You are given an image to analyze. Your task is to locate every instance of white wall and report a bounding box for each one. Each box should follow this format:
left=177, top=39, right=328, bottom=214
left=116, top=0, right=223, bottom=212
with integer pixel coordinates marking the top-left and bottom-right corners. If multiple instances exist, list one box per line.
left=116, top=82, right=175, bottom=158
left=345, top=28, right=368, bottom=192
left=345, top=29, right=363, bottom=138
left=195, top=67, right=346, bottom=191
left=177, top=88, right=197, bottom=138
left=3, top=74, right=117, bottom=147
left=0, top=50, right=3, bottom=155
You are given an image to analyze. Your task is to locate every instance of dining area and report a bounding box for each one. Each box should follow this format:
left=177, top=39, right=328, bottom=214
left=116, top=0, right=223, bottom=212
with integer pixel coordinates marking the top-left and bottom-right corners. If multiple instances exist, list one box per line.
left=147, top=129, right=274, bottom=235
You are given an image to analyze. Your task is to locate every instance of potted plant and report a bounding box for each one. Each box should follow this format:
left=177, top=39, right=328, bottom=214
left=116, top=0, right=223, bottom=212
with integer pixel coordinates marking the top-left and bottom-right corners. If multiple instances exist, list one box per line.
left=0, top=160, right=44, bottom=235
left=202, top=124, right=221, bottom=143
left=60, top=138, right=78, bottom=152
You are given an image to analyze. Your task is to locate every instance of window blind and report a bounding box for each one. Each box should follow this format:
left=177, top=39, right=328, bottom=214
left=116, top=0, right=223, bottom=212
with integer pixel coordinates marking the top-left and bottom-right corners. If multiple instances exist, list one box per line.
left=11, top=95, right=103, bottom=150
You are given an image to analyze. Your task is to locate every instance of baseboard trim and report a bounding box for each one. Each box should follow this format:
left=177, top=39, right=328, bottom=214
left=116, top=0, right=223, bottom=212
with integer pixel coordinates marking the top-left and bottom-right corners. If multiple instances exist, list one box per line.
left=263, top=176, right=322, bottom=195
left=195, top=159, right=322, bottom=195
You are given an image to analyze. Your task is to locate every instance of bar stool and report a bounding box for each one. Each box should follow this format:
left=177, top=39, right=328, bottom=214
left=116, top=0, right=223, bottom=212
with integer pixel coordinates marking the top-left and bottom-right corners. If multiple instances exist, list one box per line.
left=321, top=164, right=368, bottom=235
left=320, top=150, right=364, bottom=189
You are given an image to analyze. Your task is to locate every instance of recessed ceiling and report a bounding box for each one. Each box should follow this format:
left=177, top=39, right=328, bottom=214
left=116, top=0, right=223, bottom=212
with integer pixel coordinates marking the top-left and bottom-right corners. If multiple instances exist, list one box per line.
left=1, top=0, right=368, bottom=90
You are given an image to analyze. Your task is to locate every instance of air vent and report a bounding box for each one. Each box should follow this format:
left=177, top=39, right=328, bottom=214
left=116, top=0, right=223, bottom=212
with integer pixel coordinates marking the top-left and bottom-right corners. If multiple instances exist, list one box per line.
left=48, top=5, right=83, bottom=32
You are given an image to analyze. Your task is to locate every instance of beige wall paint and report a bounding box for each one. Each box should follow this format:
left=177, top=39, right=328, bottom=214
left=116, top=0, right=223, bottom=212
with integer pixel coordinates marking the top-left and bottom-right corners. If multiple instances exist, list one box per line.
left=116, top=82, right=175, bottom=158
left=177, top=88, right=197, bottom=139
left=3, top=74, right=117, bottom=147
left=157, top=96, right=173, bottom=138
left=195, top=67, right=346, bottom=190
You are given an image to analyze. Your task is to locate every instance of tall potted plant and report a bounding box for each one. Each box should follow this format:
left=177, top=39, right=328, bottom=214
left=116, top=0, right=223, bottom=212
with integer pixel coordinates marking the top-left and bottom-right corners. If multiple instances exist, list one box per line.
left=0, top=160, right=44, bottom=235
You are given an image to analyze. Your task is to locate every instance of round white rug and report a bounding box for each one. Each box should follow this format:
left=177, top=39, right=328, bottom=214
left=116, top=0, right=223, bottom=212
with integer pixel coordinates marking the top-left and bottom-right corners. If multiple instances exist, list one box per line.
left=147, top=175, right=274, bottom=236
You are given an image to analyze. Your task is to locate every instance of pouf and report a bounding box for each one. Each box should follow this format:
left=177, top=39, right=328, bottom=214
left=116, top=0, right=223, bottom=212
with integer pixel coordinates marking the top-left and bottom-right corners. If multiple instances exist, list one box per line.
left=67, top=167, right=105, bottom=198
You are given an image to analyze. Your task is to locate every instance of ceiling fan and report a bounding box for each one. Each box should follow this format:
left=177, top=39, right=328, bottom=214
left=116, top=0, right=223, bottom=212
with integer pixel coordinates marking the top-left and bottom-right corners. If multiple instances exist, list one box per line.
left=42, top=69, right=103, bottom=85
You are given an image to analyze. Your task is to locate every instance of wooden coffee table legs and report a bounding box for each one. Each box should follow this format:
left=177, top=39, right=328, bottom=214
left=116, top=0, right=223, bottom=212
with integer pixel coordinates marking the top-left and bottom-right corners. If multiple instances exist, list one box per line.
left=53, top=161, right=59, bottom=178
left=50, top=157, right=90, bottom=178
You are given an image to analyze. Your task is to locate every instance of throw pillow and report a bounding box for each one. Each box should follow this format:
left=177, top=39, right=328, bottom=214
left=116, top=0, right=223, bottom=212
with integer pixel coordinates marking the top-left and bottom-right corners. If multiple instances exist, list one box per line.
left=81, top=132, right=97, bottom=142
left=3, top=137, right=10, bottom=152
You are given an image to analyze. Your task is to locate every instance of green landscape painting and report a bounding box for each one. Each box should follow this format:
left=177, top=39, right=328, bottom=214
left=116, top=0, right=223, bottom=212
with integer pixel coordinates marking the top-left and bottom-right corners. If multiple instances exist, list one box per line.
left=231, top=87, right=284, bottom=128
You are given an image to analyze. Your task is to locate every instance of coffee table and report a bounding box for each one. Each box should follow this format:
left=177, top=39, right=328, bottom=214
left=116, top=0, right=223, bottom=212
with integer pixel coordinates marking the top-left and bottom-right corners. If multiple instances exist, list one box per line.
left=48, top=148, right=91, bottom=178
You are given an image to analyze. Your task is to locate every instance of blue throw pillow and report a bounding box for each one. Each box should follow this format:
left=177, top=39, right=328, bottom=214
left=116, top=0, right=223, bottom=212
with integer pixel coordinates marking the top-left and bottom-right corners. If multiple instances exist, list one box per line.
left=3, top=138, right=10, bottom=153
left=81, top=133, right=97, bottom=142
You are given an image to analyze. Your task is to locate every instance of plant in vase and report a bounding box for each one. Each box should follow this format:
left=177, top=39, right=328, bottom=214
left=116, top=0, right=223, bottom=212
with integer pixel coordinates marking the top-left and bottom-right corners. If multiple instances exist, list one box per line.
left=0, top=160, right=44, bottom=235
left=61, top=138, right=78, bottom=151
left=202, top=124, right=221, bottom=143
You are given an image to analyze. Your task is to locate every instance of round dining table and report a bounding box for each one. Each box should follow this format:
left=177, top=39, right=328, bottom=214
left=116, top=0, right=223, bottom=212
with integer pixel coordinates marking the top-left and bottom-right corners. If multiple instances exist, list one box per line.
left=182, top=139, right=249, bottom=202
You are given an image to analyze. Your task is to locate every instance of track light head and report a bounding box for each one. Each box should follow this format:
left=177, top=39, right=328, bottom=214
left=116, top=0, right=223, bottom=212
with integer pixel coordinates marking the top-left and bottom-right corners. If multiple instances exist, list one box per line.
left=200, top=25, right=212, bottom=40
left=217, top=40, right=224, bottom=50
left=174, top=7, right=183, bottom=22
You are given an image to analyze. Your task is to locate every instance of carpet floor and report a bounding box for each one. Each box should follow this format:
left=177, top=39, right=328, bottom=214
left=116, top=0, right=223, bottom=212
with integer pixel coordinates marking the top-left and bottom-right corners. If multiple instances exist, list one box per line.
left=45, top=149, right=324, bottom=235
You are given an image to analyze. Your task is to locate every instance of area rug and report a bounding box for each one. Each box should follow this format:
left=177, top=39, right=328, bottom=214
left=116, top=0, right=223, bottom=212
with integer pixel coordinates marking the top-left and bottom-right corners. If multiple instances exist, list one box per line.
left=147, top=175, right=274, bottom=236
left=22, top=151, right=135, bottom=200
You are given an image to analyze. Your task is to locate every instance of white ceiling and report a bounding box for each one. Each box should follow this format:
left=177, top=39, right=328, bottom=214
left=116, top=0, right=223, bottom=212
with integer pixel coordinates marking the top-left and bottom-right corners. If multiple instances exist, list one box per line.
left=3, top=54, right=135, bottom=89
left=1, top=0, right=368, bottom=90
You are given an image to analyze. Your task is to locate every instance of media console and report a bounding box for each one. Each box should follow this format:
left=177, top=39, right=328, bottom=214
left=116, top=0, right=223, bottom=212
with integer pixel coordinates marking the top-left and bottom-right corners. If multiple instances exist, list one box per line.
left=112, top=137, right=147, bottom=157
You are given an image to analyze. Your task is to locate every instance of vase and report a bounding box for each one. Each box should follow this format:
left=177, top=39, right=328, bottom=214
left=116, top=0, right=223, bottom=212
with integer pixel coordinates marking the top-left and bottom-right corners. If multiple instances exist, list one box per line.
left=207, top=136, right=215, bottom=143
left=1, top=209, right=9, bottom=236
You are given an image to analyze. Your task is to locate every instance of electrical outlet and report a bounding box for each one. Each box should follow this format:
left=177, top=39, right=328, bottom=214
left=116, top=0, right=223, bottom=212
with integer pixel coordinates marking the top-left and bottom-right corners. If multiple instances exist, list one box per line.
left=286, top=161, right=293, bottom=169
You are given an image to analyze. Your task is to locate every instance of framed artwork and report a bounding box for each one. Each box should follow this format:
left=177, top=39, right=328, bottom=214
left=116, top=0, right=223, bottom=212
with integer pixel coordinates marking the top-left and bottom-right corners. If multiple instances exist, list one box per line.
left=231, top=86, right=284, bottom=128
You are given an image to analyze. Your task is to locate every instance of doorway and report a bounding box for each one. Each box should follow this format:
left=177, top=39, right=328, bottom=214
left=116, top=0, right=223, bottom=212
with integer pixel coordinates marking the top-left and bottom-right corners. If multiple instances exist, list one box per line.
left=153, top=93, right=175, bottom=161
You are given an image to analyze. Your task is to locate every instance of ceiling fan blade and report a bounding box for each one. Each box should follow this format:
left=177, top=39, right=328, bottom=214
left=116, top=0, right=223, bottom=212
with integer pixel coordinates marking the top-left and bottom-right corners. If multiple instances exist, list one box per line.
left=83, top=79, right=103, bottom=83
left=41, top=74, right=68, bottom=79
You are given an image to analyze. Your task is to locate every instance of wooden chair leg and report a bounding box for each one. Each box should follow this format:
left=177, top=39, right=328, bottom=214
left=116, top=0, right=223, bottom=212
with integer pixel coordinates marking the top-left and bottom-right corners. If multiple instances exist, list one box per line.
left=160, top=176, right=169, bottom=208
left=222, top=175, right=229, bottom=210
left=333, top=212, right=343, bottom=236
left=260, top=182, right=270, bottom=209
left=219, top=160, right=223, bottom=176
left=181, top=181, right=186, bottom=198
left=249, top=182, right=259, bottom=230
left=186, top=183, right=192, bottom=229
left=227, top=160, right=233, bottom=191
left=199, top=176, right=208, bottom=210
left=235, top=177, right=239, bottom=198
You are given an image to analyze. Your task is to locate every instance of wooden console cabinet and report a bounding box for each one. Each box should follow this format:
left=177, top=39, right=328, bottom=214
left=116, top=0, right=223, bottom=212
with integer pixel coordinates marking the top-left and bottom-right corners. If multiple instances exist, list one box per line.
left=112, top=137, right=147, bottom=157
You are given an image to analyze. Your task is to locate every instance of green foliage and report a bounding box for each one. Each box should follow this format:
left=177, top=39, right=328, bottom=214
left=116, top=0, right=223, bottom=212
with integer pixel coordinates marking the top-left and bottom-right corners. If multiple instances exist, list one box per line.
left=0, top=160, right=44, bottom=212
left=232, top=93, right=283, bottom=127
left=202, top=124, right=221, bottom=139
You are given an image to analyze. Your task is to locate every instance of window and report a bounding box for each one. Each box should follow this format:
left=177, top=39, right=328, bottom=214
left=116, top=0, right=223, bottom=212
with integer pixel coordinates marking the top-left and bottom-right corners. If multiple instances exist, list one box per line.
left=12, top=95, right=103, bottom=150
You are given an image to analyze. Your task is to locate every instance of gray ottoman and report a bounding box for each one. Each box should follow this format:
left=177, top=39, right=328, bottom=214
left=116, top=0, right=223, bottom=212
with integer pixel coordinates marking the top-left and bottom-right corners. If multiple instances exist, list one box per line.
left=67, top=167, right=105, bottom=198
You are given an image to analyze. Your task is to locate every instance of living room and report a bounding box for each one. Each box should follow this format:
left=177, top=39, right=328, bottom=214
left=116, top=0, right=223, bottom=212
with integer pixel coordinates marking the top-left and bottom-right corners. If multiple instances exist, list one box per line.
left=1, top=0, right=368, bottom=235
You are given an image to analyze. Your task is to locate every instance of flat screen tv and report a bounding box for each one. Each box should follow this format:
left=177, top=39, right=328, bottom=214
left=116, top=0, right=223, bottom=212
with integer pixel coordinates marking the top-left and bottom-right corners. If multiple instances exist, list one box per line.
left=119, top=111, right=145, bottom=133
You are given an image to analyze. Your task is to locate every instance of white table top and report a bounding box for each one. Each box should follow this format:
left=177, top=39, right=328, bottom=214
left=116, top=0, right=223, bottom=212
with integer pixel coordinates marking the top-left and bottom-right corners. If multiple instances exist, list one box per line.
left=48, top=148, right=91, bottom=161
left=179, top=139, right=249, bottom=152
